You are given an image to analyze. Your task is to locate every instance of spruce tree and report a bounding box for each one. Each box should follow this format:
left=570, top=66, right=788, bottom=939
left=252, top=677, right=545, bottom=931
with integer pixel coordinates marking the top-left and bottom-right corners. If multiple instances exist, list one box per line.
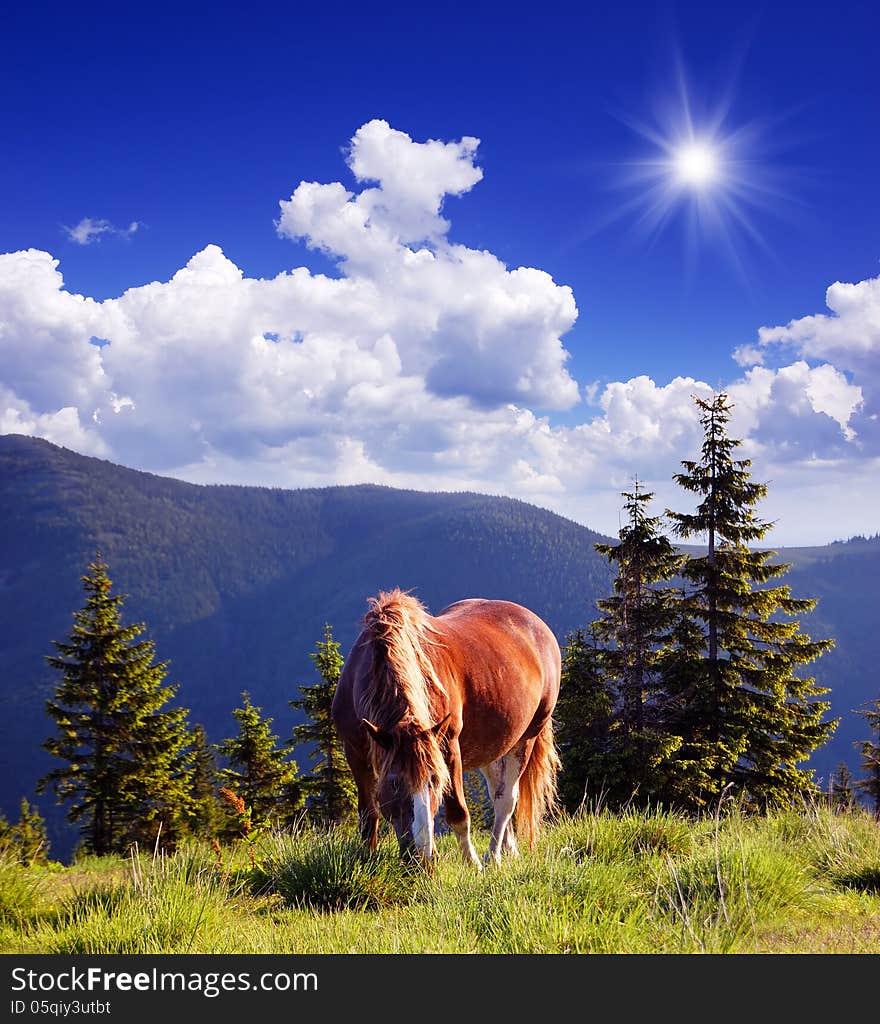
left=218, top=691, right=302, bottom=832
left=0, top=798, right=50, bottom=866
left=290, top=624, right=356, bottom=826
left=665, top=393, right=837, bottom=810
left=591, top=482, right=685, bottom=805
left=189, top=724, right=224, bottom=838
left=39, top=555, right=195, bottom=855
left=555, top=625, right=615, bottom=812
left=855, top=697, right=880, bottom=818
left=829, top=761, right=857, bottom=812
left=654, top=588, right=717, bottom=806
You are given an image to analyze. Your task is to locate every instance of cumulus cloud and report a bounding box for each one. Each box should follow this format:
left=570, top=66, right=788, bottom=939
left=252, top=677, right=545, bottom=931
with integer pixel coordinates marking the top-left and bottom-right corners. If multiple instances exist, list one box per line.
left=278, top=119, right=579, bottom=410
left=0, top=249, right=108, bottom=412
left=279, top=120, right=482, bottom=254
left=0, top=121, right=876, bottom=545
left=751, top=274, right=880, bottom=370
left=64, top=218, right=140, bottom=245
left=345, top=119, right=483, bottom=244
left=0, top=384, right=108, bottom=455
left=729, top=363, right=862, bottom=450
left=737, top=271, right=879, bottom=455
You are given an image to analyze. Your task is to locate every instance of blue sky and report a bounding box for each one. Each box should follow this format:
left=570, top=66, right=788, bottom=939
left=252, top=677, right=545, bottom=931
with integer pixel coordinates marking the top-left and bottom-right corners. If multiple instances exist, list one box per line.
left=2, top=1, right=878, bottom=544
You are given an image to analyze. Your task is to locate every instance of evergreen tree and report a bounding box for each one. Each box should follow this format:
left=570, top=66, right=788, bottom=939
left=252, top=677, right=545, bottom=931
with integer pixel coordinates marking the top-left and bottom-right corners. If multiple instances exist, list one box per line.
left=654, top=588, right=718, bottom=806
left=39, top=555, right=195, bottom=855
left=665, top=393, right=837, bottom=810
left=555, top=625, right=615, bottom=812
left=591, top=483, right=685, bottom=805
left=189, top=724, right=223, bottom=838
left=290, top=624, right=356, bottom=826
left=218, top=691, right=302, bottom=832
left=855, top=697, right=880, bottom=819
left=0, top=798, right=50, bottom=866
left=829, top=761, right=857, bottom=813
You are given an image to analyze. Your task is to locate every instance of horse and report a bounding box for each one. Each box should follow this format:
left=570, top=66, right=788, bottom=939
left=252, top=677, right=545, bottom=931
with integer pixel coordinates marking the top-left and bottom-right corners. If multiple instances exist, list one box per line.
left=331, top=589, right=562, bottom=867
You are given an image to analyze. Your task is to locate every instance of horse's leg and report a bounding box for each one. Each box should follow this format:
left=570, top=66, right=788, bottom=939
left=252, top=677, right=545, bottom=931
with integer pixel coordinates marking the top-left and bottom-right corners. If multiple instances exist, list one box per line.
left=345, top=741, right=380, bottom=851
left=501, top=820, right=519, bottom=857
left=481, top=739, right=529, bottom=866
left=443, top=741, right=481, bottom=867
left=357, top=786, right=380, bottom=851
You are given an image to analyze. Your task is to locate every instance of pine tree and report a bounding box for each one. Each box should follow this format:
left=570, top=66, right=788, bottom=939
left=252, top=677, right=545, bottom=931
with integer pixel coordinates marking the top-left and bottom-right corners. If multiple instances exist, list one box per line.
left=591, top=483, right=685, bottom=805
left=829, top=761, right=857, bottom=813
left=290, top=624, right=356, bottom=826
left=555, top=625, right=615, bottom=812
left=855, top=697, right=880, bottom=819
left=654, top=588, right=717, bottom=806
left=39, top=555, right=196, bottom=855
left=665, top=393, right=837, bottom=810
left=0, top=798, right=50, bottom=866
left=218, top=691, right=302, bottom=832
left=189, top=724, right=223, bottom=838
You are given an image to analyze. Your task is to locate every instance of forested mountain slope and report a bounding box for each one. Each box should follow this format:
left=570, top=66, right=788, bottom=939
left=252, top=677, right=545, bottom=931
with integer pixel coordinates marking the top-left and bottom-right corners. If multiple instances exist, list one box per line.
left=0, top=435, right=611, bottom=855
left=1, top=434, right=876, bottom=856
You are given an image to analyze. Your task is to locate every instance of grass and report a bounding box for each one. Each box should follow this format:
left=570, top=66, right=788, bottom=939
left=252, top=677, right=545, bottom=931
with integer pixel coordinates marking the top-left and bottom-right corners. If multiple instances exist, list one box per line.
left=2, top=804, right=879, bottom=954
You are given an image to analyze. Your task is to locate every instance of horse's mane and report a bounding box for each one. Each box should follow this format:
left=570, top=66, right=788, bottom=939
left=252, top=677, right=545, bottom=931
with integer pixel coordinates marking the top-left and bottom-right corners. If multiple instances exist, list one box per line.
left=359, top=589, right=450, bottom=794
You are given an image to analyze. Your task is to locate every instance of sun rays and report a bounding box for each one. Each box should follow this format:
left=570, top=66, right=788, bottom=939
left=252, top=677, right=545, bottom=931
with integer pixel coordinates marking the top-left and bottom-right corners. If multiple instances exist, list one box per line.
left=598, top=50, right=802, bottom=278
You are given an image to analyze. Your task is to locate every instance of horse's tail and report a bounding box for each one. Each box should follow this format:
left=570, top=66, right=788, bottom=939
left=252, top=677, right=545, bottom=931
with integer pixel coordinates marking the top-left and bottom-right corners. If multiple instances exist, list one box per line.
left=515, top=717, right=561, bottom=849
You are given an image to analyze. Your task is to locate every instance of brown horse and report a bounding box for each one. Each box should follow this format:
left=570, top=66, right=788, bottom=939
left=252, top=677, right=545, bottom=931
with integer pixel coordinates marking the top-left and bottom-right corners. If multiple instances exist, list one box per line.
left=331, top=589, right=561, bottom=867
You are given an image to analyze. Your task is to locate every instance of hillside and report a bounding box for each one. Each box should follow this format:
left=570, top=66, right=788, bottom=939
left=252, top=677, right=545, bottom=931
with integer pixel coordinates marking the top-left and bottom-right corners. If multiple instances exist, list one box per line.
left=1, top=434, right=876, bottom=857
left=0, top=434, right=613, bottom=857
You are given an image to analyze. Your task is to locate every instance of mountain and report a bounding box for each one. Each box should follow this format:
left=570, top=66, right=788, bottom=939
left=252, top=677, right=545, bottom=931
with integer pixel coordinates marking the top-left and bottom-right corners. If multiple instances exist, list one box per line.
left=1, top=434, right=876, bottom=858
left=0, top=435, right=613, bottom=857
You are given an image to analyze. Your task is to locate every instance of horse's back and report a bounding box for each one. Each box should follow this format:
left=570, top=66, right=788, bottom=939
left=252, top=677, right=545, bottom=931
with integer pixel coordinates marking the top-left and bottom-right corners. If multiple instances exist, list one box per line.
left=435, top=598, right=560, bottom=677
left=431, top=598, right=561, bottom=768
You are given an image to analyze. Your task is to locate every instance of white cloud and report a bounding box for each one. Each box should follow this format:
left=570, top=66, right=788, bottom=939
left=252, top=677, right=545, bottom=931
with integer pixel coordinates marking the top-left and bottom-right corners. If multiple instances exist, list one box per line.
left=277, top=119, right=579, bottom=410
left=739, top=271, right=880, bottom=455
left=732, top=343, right=764, bottom=367
left=580, top=375, right=712, bottom=458
left=276, top=119, right=483, bottom=267
left=0, top=122, right=877, bottom=546
left=0, top=249, right=108, bottom=412
left=64, top=218, right=141, bottom=245
left=753, top=274, right=880, bottom=369
left=346, top=119, right=483, bottom=244
left=0, top=385, right=108, bottom=455
left=729, top=362, right=863, bottom=451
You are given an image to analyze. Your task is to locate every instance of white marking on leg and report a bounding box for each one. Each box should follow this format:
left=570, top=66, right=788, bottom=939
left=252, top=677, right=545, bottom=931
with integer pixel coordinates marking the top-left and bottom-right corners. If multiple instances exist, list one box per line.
left=502, top=824, right=519, bottom=856
left=450, top=818, right=481, bottom=867
left=480, top=763, right=501, bottom=862
left=412, top=786, right=434, bottom=859
left=485, top=753, right=523, bottom=866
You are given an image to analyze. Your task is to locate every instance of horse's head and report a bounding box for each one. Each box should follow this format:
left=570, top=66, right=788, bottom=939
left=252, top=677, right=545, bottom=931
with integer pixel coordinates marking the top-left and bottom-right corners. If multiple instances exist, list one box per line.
left=361, top=713, right=451, bottom=864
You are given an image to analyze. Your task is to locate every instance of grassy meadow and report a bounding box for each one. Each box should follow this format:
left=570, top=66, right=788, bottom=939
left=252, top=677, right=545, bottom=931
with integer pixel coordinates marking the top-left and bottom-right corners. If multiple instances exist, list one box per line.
left=2, top=803, right=879, bottom=955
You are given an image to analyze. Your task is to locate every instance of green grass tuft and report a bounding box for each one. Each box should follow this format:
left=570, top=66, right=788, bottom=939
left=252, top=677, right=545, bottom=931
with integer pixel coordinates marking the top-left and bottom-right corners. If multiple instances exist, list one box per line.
left=253, top=830, right=425, bottom=912
left=0, top=849, right=46, bottom=926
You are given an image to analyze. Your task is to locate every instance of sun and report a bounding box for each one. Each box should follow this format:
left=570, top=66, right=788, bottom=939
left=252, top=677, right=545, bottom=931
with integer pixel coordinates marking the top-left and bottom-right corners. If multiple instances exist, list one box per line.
left=673, top=141, right=719, bottom=187
left=598, top=53, right=797, bottom=272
